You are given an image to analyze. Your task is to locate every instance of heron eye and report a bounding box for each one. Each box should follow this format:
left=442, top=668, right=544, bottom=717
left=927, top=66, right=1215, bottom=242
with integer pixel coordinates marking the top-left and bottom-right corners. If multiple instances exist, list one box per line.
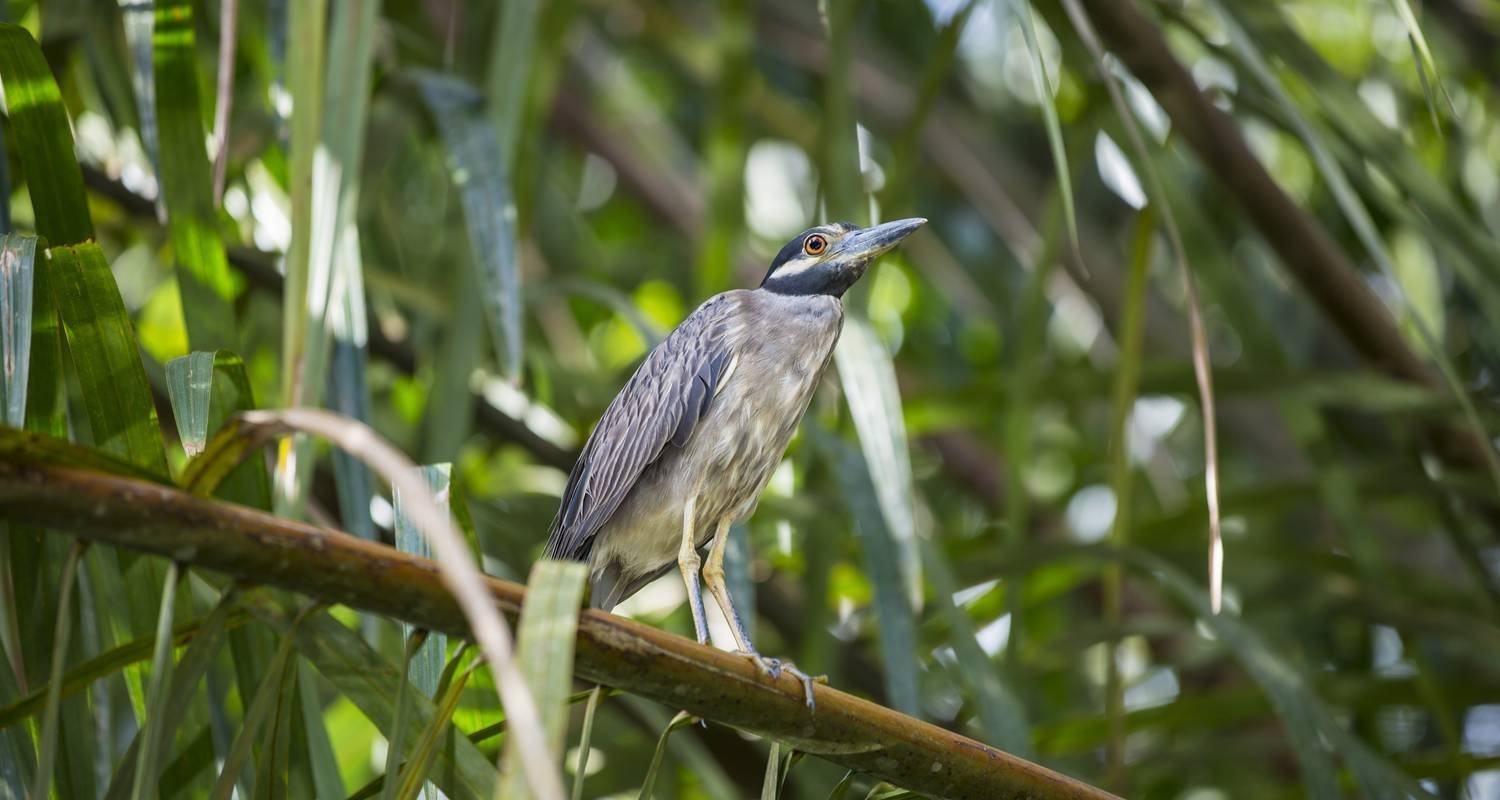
left=803, top=234, right=828, bottom=256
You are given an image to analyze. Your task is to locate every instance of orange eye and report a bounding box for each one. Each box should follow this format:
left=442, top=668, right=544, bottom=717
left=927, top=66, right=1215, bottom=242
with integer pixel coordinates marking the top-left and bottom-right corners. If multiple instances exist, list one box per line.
left=803, top=234, right=828, bottom=255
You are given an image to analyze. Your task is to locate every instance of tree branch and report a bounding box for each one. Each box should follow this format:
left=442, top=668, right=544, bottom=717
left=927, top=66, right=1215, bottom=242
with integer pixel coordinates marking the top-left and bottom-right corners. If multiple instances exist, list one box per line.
left=0, top=459, right=1117, bottom=800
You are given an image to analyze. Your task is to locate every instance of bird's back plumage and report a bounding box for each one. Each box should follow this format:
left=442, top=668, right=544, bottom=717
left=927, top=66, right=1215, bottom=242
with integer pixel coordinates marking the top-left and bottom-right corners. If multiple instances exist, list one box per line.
left=544, top=293, right=737, bottom=564
left=544, top=289, right=844, bottom=610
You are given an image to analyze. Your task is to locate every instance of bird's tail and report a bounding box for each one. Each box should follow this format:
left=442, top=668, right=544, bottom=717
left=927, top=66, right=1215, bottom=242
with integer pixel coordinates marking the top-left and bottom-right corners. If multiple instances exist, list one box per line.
left=589, top=562, right=625, bottom=612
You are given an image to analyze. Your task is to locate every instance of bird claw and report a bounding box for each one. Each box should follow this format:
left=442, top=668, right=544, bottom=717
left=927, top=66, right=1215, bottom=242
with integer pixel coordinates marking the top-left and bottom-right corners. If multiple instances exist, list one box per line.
left=740, top=651, right=822, bottom=710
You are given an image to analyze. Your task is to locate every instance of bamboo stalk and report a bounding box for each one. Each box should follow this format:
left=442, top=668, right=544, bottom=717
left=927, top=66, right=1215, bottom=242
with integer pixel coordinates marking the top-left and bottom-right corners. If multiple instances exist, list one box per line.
left=0, top=458, right=1118, bottom=800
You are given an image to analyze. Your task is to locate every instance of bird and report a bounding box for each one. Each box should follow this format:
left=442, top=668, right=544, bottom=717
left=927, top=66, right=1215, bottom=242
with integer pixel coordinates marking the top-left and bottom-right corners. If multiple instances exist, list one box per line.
left=544, top=217, right=926, bottom=708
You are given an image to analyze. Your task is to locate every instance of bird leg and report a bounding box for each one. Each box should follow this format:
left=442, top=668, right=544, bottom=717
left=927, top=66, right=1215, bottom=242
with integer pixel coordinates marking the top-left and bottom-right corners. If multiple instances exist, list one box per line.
left=703, top=517, right=820, bottom=710
left=677, top=494, right=710, bottom=645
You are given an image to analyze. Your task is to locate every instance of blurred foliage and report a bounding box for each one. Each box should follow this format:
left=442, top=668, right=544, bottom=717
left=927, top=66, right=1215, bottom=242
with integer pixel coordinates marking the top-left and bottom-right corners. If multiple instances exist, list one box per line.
left=2, top=0, right=1500, bottom=797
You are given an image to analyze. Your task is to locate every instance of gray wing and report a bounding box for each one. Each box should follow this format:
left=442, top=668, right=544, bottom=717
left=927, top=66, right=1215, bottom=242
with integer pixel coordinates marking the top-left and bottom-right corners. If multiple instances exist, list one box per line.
left=544, top=295, right=738, bottom=562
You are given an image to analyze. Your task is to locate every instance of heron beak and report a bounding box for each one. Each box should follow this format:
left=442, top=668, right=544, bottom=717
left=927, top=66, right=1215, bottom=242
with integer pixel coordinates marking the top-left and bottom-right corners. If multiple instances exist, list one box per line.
left=835, top=217, right=927, bottom=262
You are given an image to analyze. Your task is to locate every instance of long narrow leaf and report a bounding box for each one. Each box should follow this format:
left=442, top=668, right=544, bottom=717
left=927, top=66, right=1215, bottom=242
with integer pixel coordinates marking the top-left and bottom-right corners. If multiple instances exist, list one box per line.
left=209, top=608, right=302, bottom=800
left=1103, top=212, right=1152, bottom=777
left=414, top=71, right=524, bottom=385
left=0, top=614, right=35, bottom=798
left=118, top=0, right=159, bottom=171
left=0, top=24, right=94, bottom=246
left=379, top=631, right=426, bottom=800
left=393, top=653, right=476, bottom=800
left=151, top=0, right=239, bottom=351
left=569, top=686, right=604, bottom=800
left=817, top=428, right=919, bottom=716
left=0, top=605, right=251, bottom=729
left=50, top=243, right=168, bottom=475
left=317, top=0, right=381, bottom=538
left=392, top=464, right=452, bottom=800
left=761, top=740, right=783, bottom=800
left=167, top=350, right=271, bottom=506
left=393, top=464, right=451, bottom=700
left=265, top=607, right=499, bottom=800
left=833, top=317, right=922, bottom=609
left=498, top=559, right=589, bottom=797
left=1000, top=0, right=1080, bottom=256
left=129, top=562, right=182, bottom=800
left=921, top=541, right=1032, bottom=757
left=0, top=23, right=89, bottom=438
left=29, top=541, right=83, bottom=800
left=0, top=233, right=37, bottom=427
left=167, top=351, right=216, bottom=456
left=635, top=710, right=696, bottom=800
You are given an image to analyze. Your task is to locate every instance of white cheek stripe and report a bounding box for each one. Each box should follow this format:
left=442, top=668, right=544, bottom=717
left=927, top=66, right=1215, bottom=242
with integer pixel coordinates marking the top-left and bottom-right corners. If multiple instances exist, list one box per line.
left=773, top=256, right=822, bottom=278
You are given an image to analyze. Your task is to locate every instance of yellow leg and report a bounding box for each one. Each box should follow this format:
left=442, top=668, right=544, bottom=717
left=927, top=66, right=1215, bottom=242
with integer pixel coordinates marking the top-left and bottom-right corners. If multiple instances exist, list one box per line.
left=702, top=518, right=755, bottom=654
left=677, top=494, right=709, bottom=645
left=702, top=517, right=819, bottom=710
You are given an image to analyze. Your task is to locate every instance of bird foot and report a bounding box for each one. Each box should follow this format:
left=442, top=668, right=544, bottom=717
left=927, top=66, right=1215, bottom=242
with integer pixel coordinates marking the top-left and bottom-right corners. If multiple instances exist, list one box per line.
left=739, top=651, right=824, bottom=710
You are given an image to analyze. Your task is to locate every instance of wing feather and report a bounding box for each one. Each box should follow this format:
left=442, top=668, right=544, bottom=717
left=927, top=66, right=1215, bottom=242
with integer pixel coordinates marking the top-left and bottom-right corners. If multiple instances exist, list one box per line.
left=544, top=295, right=738, bottom=561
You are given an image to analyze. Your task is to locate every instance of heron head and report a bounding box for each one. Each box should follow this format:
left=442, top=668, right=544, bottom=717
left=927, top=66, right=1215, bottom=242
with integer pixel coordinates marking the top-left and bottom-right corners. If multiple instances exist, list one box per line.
left=759, top=217, right=926, bottom=297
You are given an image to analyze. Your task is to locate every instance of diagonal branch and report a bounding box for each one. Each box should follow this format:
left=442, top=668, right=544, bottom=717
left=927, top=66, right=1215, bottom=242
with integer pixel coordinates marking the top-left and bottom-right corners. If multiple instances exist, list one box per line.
left=0, top=458, right=1118, bottom=800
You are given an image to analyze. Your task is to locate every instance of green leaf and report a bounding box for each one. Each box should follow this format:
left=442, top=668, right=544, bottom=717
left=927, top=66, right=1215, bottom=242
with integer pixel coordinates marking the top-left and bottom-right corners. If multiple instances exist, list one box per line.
left=379, top=631, right=426, bottom=800
left=1126, top=548, right=1437, bottom=800
left=635, top=710, right=696, bottom=800
left=393, top=651, right=476, bottom=800
left=298, top=660, right=348, bottom=798
left=828, top=771, right=858, bottom=800
left=833, top=316, right=922, bottom=610
left=921, top=541, right=1032, bottom=758
left=498, top=559, right=589, bottom=798
left=0, top=24, right=93, bottom=246
left=0, top=605, right=251, bottom=729
left=1386, top=0, right=1454, bottom=125
left=152, top=0, right=239, bottom=351
left=29, top=541, right=83, bottom=800
left=0, top=233, right=37, bottom=427
left=761, top=740, right=783, bottom=800
left=1000, top=0, right=1079, bottom=256
left=129, top=562, right=182, bottom=800
left=0, top=23, right=86, bottom=438
left=49, top=243, right=169, bottom=475
left=103, top=582, right=239, bottom=800
left=483, top=0, right=542, bottom=168
left=209, top=612, right=300, bottom=800
left=818, top=0, right=866, bottom=225
left=818, top=430, right=920, bottom=716
left=167, top=351, right=216, bottom=456
left=279, top=0, right=326, bottom=408
left=568, top=686, right=604, bottom=800
left=272, top=608, right=499, bottom=800
left=0, top=620, right=36, bottom=799
left=393, top=464, right=452, bottom=699
left=178, top=416, right=282, bottom=498
left=414, top=71, right=524, bottom=384
left=167, top=351, right=271, bottom=506
left=118, top=0, right=159, bottom=168
left=318, top=0, right=381, bottom=539
left=1102, top=213, right=1153, bottom=771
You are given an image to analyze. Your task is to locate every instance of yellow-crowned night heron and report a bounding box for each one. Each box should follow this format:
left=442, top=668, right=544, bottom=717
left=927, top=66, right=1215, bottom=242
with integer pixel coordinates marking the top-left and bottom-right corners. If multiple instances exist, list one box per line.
left=544, top=218, right=925, bottom=707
